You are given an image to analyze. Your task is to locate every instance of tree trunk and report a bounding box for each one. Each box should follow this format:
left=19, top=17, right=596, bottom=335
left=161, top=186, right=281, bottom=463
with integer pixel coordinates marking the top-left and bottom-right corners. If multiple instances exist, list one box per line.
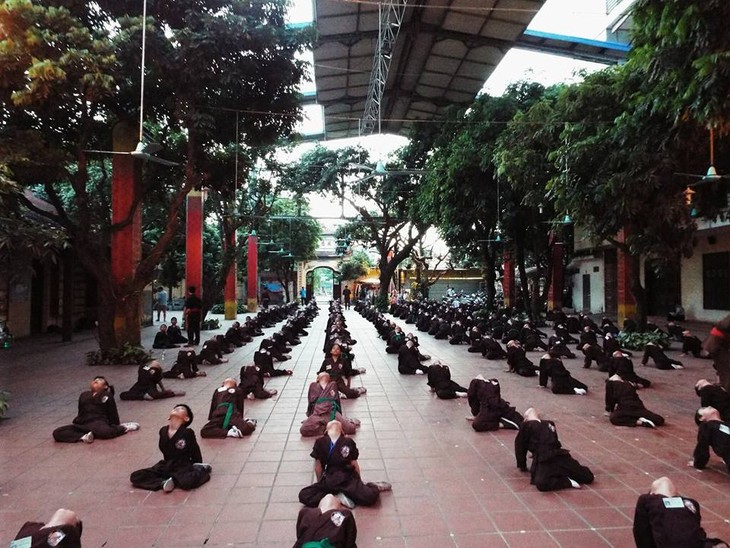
left=628, top=253, right=647, bottom=327
left=96, top=275, right=142, bottom=349
left=483, top=248, right=496, bottom=311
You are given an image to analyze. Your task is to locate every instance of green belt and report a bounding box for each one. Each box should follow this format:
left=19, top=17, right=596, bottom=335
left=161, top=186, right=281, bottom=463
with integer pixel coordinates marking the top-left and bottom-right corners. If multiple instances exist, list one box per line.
left=217, top=402, right=234, bottom=430
left=315, top=397, right=339, bottom=421
left=301, top=539, right=334, bottom=548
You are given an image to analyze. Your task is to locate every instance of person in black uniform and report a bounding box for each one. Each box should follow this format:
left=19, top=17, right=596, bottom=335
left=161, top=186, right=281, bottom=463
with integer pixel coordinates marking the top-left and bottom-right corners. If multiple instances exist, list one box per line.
left=130, top=403, right=211, bottom=493
left=641, top=342, right=684, bottom=370
left=607, top=351, right=651, bottom=388
left=506, top=341, right=538, bottom=377
left=11, top=508, right=83, bottom=548
left=120, top=361, right=185, bottom=400
left=539, top=353, right=588, bottom=395
left=183, top=286, right=203, bottom=345
left=239, top=363, right=279, bottom=399
left=514, top=407, right=594, bottom=491
left=200, top=378, right=257, bottom=439
left=690, top=407, right=730, bottom=473
left=319, top=343, right=366, bottom=399
left=162, top=348, right=207, bottom=379
left=633, top=476, right=727, bottom=548
left=682, top=330, right=709, bottom=358
left=167, top=316, right=188, bottom=344
left=695, top=379, right=730, bottom=421
left=426, top=361, right=468, bottom=399
left=294, top=494, right=357, bottom=548
left=299, top=420, right=391, bottom=508
left=467, top=376, right=523, bottom=431
left=605, top=375, right=664, bottom=428
left=53, top=376, right=139, bottom=443
left=152, top=324, right=179, bottom=349
left=398, top=339, right=429, bottom=374
left=300, top=373, right=360, bottom=437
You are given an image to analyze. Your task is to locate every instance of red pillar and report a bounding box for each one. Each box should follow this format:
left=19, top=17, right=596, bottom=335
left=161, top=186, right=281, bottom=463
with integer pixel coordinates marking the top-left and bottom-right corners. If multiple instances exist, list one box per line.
left=111, top=123, right=141, bottom=295
left=502, top=250, right=515, bottom=308
left=617, top=247, right=636, bottom=321
left=547, top=240, right=564, bottom=311
left=224, top=227, right=237, bottom=320
left=247, top=231, right=258, bottom=312
left=185, top=190, right=203, bottom=297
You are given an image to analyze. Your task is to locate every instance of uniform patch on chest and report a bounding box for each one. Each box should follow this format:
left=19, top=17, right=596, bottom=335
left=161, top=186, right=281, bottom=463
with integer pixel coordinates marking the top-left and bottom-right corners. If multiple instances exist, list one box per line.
left=47, top=531, right=66, bottom=546
left=101, top=395, right=108, bottom=403
left=683, top=499, right=697, bottom=514
left=330, top=511, right=345, bottom=527
left=175, top=439, right=186, bottom=450
left=340, top=445, right=350, bottom=458
left=719, top=424, right=730, bottom=435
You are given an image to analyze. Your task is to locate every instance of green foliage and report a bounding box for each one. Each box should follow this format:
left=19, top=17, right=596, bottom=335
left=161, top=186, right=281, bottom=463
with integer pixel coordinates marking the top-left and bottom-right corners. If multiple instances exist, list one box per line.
left=201, top=318, right=220, bottom=330
left=374, top=294, right=390, bottom=312
left=339, top=250, right=371, bottom=281
left=209, top=301, right=247, bottom=314
left=86, top=344, right=152, bottom=366
left=0, top=391, right=10, bottom=419
left=617, top=330, right=670, bottom=351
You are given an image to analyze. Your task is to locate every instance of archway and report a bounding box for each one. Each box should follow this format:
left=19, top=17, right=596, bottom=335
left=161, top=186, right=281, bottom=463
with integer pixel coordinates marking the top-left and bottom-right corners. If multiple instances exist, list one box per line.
left=305, top=266, right=341, bottom=302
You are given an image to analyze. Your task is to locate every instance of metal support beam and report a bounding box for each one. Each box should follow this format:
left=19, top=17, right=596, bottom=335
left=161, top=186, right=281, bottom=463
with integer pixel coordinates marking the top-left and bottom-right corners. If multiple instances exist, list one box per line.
left=360, top=0, right=407, bottom=136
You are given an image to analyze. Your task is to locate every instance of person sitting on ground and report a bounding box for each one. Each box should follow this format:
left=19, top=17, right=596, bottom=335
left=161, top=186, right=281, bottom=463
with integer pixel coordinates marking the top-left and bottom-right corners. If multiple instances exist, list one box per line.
left=53, top=376, right=139, bottom=443
left=467, top=375, right=523, bottom=432
left=130, top=404, right=211, bottom=493
left=689, top=406, right=730, bottom=474
left=200, top=378, right=257, bottom=439
left=319, top=343, right=366, bottom=399
left=695, top=379, right=730, bottom=422
left=162, top=348, right=207, bottom=379
left=506, top=340, right=538, bottom=377
left=152, top=324, right=179, bottom=349
left=548, top=335, right=576, bottom=359
left=426, top=361, right=468, bottom=399
left=239, top=363, right=278, bottom=400
left=482, top=335, right=508, bottom=360
left=633, top=476, right=727, bottom=548
left=120, top=361, right=185, bottom=400
left=605, top=374, right=664, bottom=428
left=607, top=351, right=651, bottom=388
left=515, top=407, right=594, bottom=492
left=641, top=342, right=684, bottom=370
left=539, top=352, right=588, bottom=395
left=602, top=332, right=632, bottom=357
left=300, top=373, right=360, bottom=437
left=398, top=339, right=429, bottom=375
left=225, top=321, right=250, bottom=347
left=254, top=347, right=293, bottom=376
left=683, top=330, right=710, bottom=358
left=197, top=336, right=229, bottom=365
left=294, top=493, right=357, bottom=548
left=166, top=316, right=188, bottom=344
left=12, top=508, right=83, bottom=548
left=299, top=420, right=391, bottom=509
left=581, top=341, right=609, bottom=371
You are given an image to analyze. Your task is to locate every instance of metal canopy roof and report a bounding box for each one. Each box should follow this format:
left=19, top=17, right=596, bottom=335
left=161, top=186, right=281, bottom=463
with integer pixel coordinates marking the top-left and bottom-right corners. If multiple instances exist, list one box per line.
left=312, top=0, right=547, bottom=140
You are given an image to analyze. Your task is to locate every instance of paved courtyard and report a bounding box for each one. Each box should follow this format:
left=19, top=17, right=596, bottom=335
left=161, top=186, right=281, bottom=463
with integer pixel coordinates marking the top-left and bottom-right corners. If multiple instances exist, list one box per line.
left=1, top=303, right=730, bottom=547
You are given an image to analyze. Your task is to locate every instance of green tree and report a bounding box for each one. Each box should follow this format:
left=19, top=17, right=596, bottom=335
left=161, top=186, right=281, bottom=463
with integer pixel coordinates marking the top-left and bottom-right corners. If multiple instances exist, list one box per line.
left=286, top=145, right=428, bottom=307
left=0, top=1, right=311, bottom=348
left=339, top=250, right=371, bottom=282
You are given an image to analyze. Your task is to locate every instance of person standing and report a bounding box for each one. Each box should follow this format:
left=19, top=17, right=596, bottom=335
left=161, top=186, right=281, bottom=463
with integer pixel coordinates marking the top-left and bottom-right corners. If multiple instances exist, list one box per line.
left=704, top=315, right=730, bottom=391
left=342, top=286, right=351, bottom=310
left=183, top=286, right=203, bottom=346
left=300, top=286, right=307, bottom=306
left=155, top=286, right=169, bottom=322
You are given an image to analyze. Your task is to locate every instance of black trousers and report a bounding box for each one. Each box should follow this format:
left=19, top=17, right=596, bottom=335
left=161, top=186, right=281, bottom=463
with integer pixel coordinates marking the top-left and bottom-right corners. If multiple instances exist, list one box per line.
left=298, top=470, right=379, bottom=507
left=187, top=313, right=201, bottom=345
left=53, top=420, right=126, bottom=442
left=130, top=461, right=210, bottom=491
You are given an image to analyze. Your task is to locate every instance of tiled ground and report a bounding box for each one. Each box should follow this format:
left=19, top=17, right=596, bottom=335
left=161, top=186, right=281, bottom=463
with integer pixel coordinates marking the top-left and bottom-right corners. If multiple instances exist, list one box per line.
left=1, top=304, right=729, bottom=547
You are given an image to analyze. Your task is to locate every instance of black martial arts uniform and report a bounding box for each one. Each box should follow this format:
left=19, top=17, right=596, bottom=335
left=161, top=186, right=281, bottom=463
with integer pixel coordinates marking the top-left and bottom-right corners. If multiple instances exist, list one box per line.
left=239, top=364, right=275, bottom=399
left=200, top=386, right=255, bottom=438
left=294, top=506, right=357, bottom=548
left=255, top=349, right=291, bottom=376
left=162, top=349, right=201, bottom=378
left=696, top=384, right=730, bottom=422
left=427, top=363, right=467, bottom=399
left=683, top=334, right=705, bottom=357
left=300, top=381, right=358, bottom=437
left=53, top=388, right=126, bottom=442
left=152, top=331, right=178, bottom=349
left=582, top=343, right=608, bottom=371
left=482, top=337, right=508, bottom=360
left=539, top=356, right=588, bottom=394
left=167, top=323, right=188, bottom=344
left=467, top=378, right=523, bottom=432
left=183, top=293, right=203, bottom=345
left=198, top=338, right=225, bottom=365
left=507, top=345, right=538, bottom=377
left=299, top=435, right=380, bottom=508
left=641, top=343, right=683, bottom=370
left=607, top=355, right=651, bottom=388
left=130, top=424, right=210, bottom=491
left=12, top=521, right=82, bottom=548
left=514, top=419, right=594, bottom=492
left=120, top=364, right=176, bottom=400
left=398, top=344, right=428, bottom=374
left=319, top=357, right=361, bottom=399
left=633, top=493, right=726, bottom=548
left=605, top=378, right=664, bottom=427
left=693, top=419, right=730, bottom=473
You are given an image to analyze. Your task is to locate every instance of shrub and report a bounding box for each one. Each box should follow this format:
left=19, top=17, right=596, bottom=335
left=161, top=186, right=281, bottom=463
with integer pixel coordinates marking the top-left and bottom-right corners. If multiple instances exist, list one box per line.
left=201, top=318, right=220, bottom=330
left=86, top=343, right=153, bottom=366
left=617, top=329, right=670, bottom=351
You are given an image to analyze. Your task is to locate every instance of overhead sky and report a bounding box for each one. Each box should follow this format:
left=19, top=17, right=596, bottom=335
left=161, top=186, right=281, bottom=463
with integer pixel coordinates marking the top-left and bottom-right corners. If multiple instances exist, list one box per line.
left=290, top=0, right=613, bottom=136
